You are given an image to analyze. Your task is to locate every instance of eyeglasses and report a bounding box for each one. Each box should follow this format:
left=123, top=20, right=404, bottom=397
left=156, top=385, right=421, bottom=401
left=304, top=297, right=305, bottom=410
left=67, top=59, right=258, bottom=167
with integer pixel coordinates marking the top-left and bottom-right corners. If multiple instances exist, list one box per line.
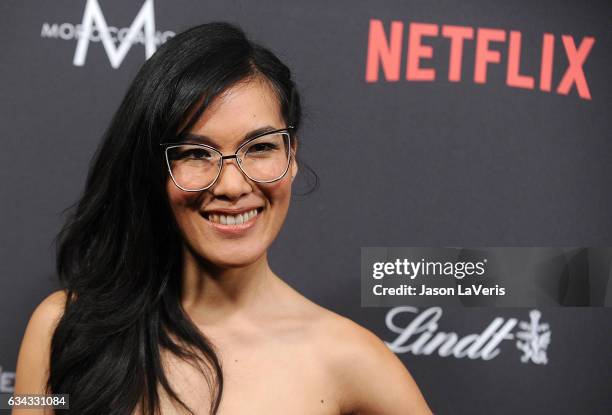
left=161, top=127, right=294, bottom=192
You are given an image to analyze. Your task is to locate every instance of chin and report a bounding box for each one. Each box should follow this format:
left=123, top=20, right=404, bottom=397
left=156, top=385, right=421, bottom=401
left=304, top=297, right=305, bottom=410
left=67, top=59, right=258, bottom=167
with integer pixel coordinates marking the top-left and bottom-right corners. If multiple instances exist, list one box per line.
left=193, top=242, right=268, bottom=269
left=206, top=253, right=265, bottom=269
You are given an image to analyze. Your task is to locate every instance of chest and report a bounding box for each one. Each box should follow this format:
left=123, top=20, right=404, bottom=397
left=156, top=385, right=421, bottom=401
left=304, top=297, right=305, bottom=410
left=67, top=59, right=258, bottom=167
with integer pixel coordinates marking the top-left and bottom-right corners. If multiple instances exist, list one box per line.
left=157, top=332, right=342, bottom=415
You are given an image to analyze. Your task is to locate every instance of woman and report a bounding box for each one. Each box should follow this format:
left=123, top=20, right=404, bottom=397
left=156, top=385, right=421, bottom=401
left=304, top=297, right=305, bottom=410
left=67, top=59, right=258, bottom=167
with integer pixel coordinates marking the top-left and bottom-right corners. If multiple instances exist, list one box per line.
left=14, top=22, right=432, bottom=414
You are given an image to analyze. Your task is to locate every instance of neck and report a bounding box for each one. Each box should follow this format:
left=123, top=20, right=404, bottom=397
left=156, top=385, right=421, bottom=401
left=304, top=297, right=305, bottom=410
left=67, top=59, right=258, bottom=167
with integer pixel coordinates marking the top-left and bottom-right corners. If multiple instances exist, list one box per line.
left=179, top=244, right=277, bottom=326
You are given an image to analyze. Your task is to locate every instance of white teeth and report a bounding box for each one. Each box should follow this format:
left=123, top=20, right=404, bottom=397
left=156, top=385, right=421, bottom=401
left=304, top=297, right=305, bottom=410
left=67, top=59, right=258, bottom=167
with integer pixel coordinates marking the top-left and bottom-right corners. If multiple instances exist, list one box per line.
left=207, top=209, right=259, bottom=225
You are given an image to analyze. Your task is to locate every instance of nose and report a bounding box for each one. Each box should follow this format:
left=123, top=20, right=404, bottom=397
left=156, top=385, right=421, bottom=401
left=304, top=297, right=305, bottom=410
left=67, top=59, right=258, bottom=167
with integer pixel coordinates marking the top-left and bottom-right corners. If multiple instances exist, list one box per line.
left=210, top=159, right=252, bottom=200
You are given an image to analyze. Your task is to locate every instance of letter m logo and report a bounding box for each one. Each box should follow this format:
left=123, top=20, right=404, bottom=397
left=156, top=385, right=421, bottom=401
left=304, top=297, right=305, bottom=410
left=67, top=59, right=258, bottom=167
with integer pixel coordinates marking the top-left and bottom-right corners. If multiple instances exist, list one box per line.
left=73, top=0, right=156, bottom=68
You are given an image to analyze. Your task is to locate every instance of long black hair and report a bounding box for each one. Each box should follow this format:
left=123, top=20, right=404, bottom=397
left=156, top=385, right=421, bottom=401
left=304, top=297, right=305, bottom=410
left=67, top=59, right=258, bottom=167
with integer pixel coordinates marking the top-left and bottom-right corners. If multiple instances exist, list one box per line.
left=48, top=22, right=302, bottom=414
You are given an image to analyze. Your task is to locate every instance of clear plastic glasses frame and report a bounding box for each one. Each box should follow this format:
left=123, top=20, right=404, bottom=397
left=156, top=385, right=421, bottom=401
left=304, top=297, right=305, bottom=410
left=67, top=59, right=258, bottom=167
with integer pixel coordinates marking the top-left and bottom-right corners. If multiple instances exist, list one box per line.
left=160, top=126, right=294, bottom=192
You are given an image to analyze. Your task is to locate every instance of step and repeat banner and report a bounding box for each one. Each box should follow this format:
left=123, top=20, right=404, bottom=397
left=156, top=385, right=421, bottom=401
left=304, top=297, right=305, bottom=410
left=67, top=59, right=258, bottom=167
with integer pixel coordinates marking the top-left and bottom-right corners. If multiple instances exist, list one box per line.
left=1, top=1, right=611, bottom=414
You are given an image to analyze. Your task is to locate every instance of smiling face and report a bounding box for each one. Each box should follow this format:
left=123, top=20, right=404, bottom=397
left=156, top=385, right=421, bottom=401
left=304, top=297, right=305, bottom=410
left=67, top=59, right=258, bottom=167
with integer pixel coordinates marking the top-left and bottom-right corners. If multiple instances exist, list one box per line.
left=166, top=77, right=297, bottom=269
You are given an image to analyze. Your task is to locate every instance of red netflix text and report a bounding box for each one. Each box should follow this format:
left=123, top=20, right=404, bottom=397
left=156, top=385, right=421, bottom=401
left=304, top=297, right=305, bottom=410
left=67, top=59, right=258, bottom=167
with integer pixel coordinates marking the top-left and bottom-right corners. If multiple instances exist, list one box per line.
left=365, top=19, right=595, bottom=100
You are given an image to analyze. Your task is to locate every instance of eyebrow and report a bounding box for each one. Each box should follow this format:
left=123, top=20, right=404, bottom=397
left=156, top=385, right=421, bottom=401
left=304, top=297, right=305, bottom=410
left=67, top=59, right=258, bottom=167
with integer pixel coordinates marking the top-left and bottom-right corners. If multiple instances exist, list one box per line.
left=183, top=125, right=280, bottom=148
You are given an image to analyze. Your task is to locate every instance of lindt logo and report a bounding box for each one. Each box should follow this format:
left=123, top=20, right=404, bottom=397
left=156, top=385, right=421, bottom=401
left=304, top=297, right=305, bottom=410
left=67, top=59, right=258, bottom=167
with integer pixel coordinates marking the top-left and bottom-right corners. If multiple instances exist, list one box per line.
left=385, top=307, right=550, bottom=364
left=365, top=19, right=595, bottom=100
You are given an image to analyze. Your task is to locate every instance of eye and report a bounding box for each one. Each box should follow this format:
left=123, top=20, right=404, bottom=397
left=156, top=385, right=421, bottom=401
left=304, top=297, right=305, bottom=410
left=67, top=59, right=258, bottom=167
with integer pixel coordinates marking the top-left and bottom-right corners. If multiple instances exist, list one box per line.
left=180, top=148, right=213, bottom=160
left=245, top=142, right=278, bottom=154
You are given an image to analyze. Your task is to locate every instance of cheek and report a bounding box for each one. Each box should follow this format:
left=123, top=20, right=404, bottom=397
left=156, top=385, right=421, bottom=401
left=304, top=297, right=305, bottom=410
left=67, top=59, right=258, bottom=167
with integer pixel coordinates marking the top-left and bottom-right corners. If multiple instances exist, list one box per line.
left=262, top=176, right=292, bottom=206
left=166, top=179, right=197, bottom=216
left=166, top=179, right=183, bottom=209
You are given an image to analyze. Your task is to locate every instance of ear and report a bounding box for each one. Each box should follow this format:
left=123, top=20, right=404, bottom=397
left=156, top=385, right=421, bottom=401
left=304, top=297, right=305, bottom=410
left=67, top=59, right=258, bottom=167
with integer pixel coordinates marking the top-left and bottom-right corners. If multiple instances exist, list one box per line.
left=291, top=155, right=298, bottom=181
left=290, top=137, right=298, bottom=180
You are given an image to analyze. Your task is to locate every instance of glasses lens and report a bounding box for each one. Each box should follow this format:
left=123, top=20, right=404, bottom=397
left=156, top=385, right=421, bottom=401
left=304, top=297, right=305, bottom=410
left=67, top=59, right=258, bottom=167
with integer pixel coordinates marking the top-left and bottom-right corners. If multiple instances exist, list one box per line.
left=166, top=144, right=221, bottom=190
left=238, top=133, right=291, bottom=182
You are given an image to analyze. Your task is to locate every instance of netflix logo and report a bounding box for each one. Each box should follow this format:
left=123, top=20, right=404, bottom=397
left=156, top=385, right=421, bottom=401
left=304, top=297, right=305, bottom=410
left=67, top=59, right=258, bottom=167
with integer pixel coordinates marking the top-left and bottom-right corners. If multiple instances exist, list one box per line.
left=365, top=19, right=595, bottom=100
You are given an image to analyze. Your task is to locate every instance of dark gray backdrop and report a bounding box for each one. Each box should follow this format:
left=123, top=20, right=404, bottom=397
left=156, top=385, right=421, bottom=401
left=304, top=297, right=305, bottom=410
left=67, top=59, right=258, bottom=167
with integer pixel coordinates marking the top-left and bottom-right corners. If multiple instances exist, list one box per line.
left=1, top=1, right=611, bottom=414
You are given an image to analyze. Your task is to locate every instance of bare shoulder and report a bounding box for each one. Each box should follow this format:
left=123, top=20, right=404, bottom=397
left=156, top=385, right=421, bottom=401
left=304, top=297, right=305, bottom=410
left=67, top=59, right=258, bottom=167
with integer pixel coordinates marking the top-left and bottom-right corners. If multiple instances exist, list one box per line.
left=309, top=307, right=432, bottom=415
left=275, top=280, right=431, bottom=413
left=13, top=290, right=68, bottom=398
left=24, top=289, right=67, bottom=338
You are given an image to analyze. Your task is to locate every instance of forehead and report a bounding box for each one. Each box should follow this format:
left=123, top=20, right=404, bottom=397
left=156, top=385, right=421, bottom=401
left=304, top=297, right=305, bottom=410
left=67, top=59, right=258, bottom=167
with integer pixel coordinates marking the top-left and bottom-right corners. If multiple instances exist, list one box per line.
left=188, top=78, right=285, bottom=148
